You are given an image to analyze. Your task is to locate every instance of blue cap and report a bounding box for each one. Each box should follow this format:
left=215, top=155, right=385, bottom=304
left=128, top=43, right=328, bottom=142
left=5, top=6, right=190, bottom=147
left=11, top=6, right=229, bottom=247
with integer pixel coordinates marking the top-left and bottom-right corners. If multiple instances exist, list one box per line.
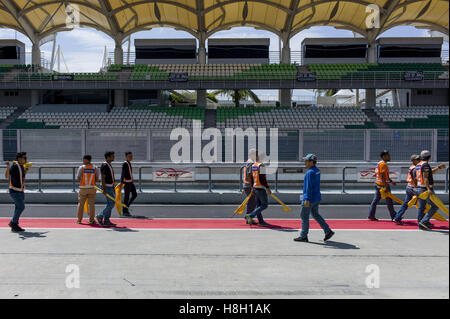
left=303, top=154, right=318, bottom=161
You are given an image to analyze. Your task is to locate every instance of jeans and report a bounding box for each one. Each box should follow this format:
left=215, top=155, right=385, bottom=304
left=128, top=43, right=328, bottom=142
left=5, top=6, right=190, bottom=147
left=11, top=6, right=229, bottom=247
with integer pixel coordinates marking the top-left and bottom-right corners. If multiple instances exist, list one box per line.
left=123, top=182, right=138, bottom=214
left=248, top=188, right=268, bottom=223
left=300, top=201, right=331, bottom=238
left=243, top=186, right=257, bottom=215
left=99, top=187, right=115, bottom=221
left=416, top=188, right=438, bottom=224
left=368, top=185, right=396, bottom=220
left=9, top=191, right=25, bottom=224
left=393, top=186, right=416, bottom=221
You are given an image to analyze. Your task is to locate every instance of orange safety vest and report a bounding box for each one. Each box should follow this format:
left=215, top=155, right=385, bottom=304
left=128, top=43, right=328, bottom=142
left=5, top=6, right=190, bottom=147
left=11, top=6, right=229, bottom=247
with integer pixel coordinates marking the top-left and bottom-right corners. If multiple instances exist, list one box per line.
left=406, top=164, right=416, bottom=187
left=415, top=160, right=427, bottom=187
left=9, top=164, right=25, bottom=192
left=123, top=161, right=133, bottom=183
left=375, top=160, right=391, bottom=186
left=251, top=162, right=265, bottom=189
left=79, top=164, right=97, bottom=189
left=243, top=159, right=253, bottom=185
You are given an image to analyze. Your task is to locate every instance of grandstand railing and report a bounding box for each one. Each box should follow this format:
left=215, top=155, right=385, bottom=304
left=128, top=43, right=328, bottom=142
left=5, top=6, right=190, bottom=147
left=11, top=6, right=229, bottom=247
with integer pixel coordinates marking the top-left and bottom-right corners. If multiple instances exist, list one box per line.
left=109, top=50, right=449, bottom=65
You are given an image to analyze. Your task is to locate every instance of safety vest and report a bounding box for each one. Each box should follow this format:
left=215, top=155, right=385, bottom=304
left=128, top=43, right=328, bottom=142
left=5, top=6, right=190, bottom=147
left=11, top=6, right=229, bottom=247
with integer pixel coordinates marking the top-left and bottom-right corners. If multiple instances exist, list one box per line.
left=251, top=162, right=265, bottom=189
left=375, top=160, right=391, bottom=186
left=243, top=159, right=253, bottom=185
left=406, top=164, right=416, bottom=187
left=123, top=161, right=133, bottom=183
left=103, top=162, right=115, bottom=187
left=416, top=160, right=427, bottom=188
left=79, top=164, right=97, bottom=189
left=9, top=164, right=25, bottom=192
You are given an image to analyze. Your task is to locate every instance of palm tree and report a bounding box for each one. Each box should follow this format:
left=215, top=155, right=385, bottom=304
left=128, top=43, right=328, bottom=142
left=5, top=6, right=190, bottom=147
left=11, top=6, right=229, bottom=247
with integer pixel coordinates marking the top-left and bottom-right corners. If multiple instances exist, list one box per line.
left=211, top=89, right=261, bottom=108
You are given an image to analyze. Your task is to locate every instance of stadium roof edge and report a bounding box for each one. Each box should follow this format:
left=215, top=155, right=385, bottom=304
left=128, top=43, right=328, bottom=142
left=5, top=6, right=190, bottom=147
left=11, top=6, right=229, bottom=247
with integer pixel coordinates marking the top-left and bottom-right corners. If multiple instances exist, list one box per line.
left=0, top=0, right=448, bottom=44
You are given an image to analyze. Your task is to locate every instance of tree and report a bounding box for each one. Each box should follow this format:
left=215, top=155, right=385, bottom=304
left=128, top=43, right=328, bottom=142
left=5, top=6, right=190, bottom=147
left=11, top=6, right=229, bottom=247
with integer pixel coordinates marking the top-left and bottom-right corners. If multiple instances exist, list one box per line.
left=211, top=89, right=261, bottom=108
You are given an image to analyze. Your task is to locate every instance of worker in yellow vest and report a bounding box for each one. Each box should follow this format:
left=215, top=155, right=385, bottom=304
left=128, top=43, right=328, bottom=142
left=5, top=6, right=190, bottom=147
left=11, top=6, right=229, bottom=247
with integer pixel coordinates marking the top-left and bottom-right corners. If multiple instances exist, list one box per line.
left=76, top=155, right=99, bottom=224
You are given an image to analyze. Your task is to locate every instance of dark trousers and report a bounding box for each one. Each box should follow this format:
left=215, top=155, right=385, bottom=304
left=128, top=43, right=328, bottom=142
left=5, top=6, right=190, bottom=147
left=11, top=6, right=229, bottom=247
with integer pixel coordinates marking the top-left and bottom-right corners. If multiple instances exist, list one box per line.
left=123, top=182, right=138, bottom=214
left=368, top=185, right=396, bottom=220
left=248, top=189, right=268, bottom=223
left=10, top=191, right=25, bottom=224
left=243, top=187, right=257, bottom=215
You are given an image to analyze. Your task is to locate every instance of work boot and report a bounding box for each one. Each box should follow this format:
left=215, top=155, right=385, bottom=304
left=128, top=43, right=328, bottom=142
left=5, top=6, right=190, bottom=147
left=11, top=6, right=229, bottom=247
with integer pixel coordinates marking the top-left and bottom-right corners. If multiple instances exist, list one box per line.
left=89, top=219, right=96, bottom=225
left=258, top=222, right=270, bottom=227
left=324, top=230, right=335, bottom=241
left=245, top=215, right=253, bottom=226
left=293, top=237, right=308, bottom=242
left=394, top=220, right=404, bottom=225
left=77, top=220, right=82, bottom=224
left=122, top=212, right=132, bottom=217
left=368, top=217, right=379, bottom=221
left=424, top=221, right=434, bottom=228
left=9, top=222, right=25, bottom=232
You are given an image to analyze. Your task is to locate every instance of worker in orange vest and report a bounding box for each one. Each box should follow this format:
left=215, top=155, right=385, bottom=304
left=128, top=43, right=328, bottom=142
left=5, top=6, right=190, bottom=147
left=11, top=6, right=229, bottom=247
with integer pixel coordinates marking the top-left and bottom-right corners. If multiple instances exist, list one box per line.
left=368, top=150, right=397, bottom=221
left=245, top=151, right=271, bottom=227
left=415, top=150, right=447, bottom=230
left=76, top=155, right=99, bottom=224
left=393, top=154, right=421, bottom=225
left=243, top=149, right=257, bottom=224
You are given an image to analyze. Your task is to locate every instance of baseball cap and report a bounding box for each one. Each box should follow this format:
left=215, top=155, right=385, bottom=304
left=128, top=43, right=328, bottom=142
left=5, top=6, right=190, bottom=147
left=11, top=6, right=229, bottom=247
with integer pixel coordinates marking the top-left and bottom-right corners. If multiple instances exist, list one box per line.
left=303, top=154, right=318, bottom=161
left=420, top=150, right=431, bottom=159
left=410, top=154, right=420, bottom=161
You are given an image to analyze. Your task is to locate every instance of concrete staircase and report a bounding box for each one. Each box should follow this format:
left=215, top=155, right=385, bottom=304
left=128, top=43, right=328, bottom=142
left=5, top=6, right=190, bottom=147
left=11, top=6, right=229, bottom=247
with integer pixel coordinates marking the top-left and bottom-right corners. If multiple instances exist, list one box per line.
left=0, top=105, right=31, bottom=129
left=363, top=108, right=389, bottom=128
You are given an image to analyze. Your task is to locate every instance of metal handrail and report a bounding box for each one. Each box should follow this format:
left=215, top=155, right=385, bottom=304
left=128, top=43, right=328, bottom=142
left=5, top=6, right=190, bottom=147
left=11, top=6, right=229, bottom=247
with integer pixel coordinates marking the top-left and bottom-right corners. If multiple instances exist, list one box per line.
left=38, top=166, right=77, bottom=193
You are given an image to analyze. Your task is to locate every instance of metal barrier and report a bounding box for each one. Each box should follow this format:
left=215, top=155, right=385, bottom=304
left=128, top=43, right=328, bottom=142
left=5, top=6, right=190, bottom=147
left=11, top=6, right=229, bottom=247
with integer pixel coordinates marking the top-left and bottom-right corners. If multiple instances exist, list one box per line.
left=1, top=164, right=448, bottom=193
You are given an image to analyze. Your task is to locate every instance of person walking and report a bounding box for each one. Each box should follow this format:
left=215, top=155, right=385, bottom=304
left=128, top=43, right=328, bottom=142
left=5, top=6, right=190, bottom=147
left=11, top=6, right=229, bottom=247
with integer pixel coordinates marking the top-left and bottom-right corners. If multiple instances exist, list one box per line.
left=368, top=150, right=397, bottom=221
left=5, top=152, right=28, bottom=232
left=245, top=151, right=271, bottom=227
left=294, top=154, right=334, bottom=242
left=76, top=155, right=99, bottom=224
left=415, top=150, right=447, bottom=230
left=243, top=149, right=257, bottom=224
left=96, top=151, right=117, bottom=227
left=121, top=152, right=137, bottom=217
left=392, top=154, right=420, bottom=225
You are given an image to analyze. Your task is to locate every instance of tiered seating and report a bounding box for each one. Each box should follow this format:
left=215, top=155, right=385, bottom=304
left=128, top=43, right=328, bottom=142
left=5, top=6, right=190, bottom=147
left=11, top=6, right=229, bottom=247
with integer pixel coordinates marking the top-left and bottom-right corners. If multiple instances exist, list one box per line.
left=0, top=106, right=17, bottom=123
left=375, top=106, right=449, bottom=128
left=308, top=63, right=448, bottom=80
left=16, top=106, right=204, bottom=129
left=110, top=64, right=298, bottom=81
left=216, top=107, right=371, bottom=129
left=0, top=65, right=14, bottom=80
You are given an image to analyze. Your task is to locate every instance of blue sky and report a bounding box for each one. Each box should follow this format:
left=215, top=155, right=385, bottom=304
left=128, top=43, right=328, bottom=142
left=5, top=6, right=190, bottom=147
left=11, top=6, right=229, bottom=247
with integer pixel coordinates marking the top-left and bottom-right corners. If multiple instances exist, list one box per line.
left=0, top=25, right=448, bottom=100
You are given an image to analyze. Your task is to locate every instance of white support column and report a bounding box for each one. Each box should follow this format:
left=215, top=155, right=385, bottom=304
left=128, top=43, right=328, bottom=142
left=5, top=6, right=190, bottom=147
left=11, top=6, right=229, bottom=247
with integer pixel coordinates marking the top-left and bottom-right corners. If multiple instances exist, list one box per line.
left=32, top=42, right=41, bottom=66
left=279, top=33, right=292, bottom=107
left=197, top=33, right=207, bottom=108
left=364, top=130, right=371, bottom=161
left=365, top=39, right=377, bottom=109
left=432, top=129, right=438, bottom=161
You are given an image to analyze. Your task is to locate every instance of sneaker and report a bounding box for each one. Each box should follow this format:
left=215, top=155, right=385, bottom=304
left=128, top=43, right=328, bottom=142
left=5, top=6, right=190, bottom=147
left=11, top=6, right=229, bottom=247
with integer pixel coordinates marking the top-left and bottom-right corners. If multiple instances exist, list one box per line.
left=424, top=221, right=434, bottom=228
left=324, top=230, right=335, bottom=241
left=368, top=217, right=379, bottom=221
left=418, top=222, right=431, bottom=231
left=96, top=215, right=104, bottom=225
left=122, top=212, right=132, bottom=218
left=245, top=215, right=253, bottom=226
left=393, top=218, right=403, bottom=225
left=293, top=237, right=309, bottom=242
left=103, top=220, right=116, bottom=227
left=258, top=222, right=270, bottom=227
left=89, top=220, right=96, bottom=225
left=77, top=220, right=82, bottom=224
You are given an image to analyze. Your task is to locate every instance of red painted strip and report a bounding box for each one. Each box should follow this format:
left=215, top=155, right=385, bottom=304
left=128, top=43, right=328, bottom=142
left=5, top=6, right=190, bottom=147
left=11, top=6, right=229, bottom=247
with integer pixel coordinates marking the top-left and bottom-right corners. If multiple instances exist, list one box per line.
left=0, top=218, right=448, bottom=230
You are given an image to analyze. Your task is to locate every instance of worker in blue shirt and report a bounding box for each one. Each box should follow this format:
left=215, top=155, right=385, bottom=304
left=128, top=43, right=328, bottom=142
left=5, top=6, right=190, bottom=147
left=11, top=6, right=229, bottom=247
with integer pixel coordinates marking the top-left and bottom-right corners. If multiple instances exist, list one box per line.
left=294, top=154, right=335, bottom=242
